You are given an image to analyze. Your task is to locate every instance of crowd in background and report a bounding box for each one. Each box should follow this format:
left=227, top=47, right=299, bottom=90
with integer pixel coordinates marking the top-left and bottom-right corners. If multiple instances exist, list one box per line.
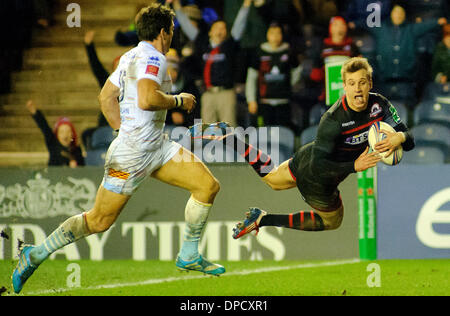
left=109, top=0, right=448, bottom=135
left=0, top=0, right=449, bottom=167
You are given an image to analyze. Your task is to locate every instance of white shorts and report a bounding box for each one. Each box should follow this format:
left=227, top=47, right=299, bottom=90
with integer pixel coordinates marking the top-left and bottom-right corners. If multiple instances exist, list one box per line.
left=102, top=134, right=182, bottom=195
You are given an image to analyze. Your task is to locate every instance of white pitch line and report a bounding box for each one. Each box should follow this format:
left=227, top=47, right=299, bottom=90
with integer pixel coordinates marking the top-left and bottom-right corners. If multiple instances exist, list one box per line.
left=22, top=258, right=360, bottom=296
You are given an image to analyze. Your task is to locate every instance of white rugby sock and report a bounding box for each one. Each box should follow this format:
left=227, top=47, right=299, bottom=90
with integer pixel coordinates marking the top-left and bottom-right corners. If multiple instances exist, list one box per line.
left=30, top=213, right=91, bottom=265
left=179, top=196, right=212, bottom=261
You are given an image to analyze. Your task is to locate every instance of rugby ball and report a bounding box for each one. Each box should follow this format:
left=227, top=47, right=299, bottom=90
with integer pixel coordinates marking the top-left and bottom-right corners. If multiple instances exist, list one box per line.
left=368, top=121, right=403, bottom=165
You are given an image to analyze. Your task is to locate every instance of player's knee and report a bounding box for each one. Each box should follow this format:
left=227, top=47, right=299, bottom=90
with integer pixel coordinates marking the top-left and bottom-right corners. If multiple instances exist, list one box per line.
left=206, top=177, right=220, bottom=197
left=325, top=216, right=342, bottom=230
left=262, top=174, right=282, bottom=191
left=322, top=207, right=344, bottom=231
left=196, top=176, right=220, bottom=199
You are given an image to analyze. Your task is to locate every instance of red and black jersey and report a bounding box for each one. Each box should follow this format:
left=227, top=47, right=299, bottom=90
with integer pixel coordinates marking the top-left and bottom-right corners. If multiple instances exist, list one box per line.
left=195, top=35, right=239, bottom=90
left=312, top=92, right=414, bottom=177
left=289, top=92, right=414, bottom=211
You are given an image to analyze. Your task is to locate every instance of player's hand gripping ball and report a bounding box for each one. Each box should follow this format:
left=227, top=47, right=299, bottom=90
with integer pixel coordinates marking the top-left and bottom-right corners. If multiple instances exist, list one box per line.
left=368, top=121, right=403, bottom=165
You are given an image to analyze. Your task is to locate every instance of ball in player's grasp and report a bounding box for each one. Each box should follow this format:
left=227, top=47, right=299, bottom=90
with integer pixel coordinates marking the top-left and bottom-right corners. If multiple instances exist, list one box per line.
left=368, top=121, right=403, bottom=166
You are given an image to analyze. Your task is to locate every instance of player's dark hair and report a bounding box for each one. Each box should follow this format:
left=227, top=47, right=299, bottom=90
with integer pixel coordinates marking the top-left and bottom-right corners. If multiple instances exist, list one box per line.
left=341, top=57, right=373, bottom=82
left=266, top=21, right=284, bottom=35
left=209, top=19, right=228, bottom=32
left=136, top=3, right=175, bottom=41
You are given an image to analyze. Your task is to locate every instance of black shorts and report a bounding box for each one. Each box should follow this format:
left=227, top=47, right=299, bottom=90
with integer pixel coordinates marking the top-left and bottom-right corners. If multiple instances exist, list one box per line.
left=288, top=143, right=342, bottom=212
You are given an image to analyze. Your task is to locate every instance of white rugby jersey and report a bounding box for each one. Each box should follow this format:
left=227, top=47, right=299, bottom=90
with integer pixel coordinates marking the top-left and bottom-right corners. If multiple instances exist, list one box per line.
left=109, top=41, right=172, bottom=151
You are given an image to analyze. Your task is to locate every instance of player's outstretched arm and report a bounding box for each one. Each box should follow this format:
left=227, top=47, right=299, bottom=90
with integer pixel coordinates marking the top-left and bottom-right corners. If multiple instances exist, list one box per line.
left=354, top=147, right=381, bottom=172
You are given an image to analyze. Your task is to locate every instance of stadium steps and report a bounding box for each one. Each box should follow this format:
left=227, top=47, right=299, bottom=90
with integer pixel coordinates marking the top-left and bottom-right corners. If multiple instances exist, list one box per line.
left=0, top=0, right=138, bottom=165
left=0, top=152, right=49, bottom=168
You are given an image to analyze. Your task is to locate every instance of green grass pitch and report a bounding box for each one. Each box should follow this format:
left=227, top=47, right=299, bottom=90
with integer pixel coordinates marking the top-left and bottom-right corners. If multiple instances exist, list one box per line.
left=1, top=259, right=449, bottom=296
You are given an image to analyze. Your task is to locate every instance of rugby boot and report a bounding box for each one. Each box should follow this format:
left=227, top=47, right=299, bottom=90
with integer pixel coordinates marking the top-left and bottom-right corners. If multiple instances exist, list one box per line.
left=176, top=255, right=225, bottom=276
left=232, top=207, right=267, bottom=239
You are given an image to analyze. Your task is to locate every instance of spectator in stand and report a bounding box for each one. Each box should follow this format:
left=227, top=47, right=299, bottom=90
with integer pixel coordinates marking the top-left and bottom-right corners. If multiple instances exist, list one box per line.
left=82, top=30, right=120, bottom=149
left=432, top=24, right=450, bottom=85
left=25, top=100, right=85, bottom=167
left=165, top=48, right=201, bottom=127
left=170, top=1, right=213, bottom=80
left=245, top=22, right=301, bottom=128
left=310, top=16, right=360, bottom=104
left=344, top=0, right=391, bottom=31
left=174, top=0, right=253, bottom=127
left=350, top=3, right=447, bottom=106
left=223, top=0, right=268, bottom=84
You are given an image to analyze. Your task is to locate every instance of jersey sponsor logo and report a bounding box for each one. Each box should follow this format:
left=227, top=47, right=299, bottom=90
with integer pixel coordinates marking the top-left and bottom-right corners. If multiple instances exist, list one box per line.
left=280, top=54, right=289, bottom=62
left=147, top=56, right=160, bottom=64
left=389, top=104, right=402, bottom=124
left=345, top=131, right=369, bottom=145
left=370, top=103, right=382, bottom=117
left=146, top=65, right=159, bottom=76
left=342, top=120, right=355, bottom=127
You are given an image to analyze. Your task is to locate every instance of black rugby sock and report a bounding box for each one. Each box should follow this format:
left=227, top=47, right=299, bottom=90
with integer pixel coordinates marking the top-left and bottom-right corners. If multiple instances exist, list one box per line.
left=223, top=134, right=276, bottom=177
left=259, top=211, right=325, bottom=231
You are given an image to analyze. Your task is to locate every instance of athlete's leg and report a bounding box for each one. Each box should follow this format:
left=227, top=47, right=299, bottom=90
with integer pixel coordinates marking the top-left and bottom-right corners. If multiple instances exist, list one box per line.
left=261, top=160, right=297, bottom=191
left=151, top=147, right=224, bottom=274
left=12, top=185, right=130, bottom=293
left=259, top=203, right=344, bottom=231
left=30, top=186, right=130, bottom=265
left=223, top=133, right=277, bottom=177
left=233, top=204, right=344, bottom=239
left=151, top=147, right=220, bottom=204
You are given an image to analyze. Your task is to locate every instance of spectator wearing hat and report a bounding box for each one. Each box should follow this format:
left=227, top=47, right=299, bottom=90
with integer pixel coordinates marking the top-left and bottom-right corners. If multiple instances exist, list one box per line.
left=26, top=100, right=85, bottom=167
left=432, top=24, right=450, bottom=85
left=310, top=16, right=360, bottom=103
left=174, top=0, right=253, bottom=126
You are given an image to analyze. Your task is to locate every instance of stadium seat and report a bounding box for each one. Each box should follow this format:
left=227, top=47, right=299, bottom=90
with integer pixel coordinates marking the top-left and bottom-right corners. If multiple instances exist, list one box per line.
left=301, top=125, right=318, bottom=146
left=309, top=103, right=327, bottom=126
left=241, top=126, right=295, bottom=164
left=268, top=126, right=295, bottom=162
left=411, top=123, right=450, bottom=155
left=377, top=82, right=416, bottom=106
left=413, top=100, right=450, bottom=126
left=91, top=126, right=115, bottom=149
left=85, top=149, right=108, bottom=166
left=422, top=82, right=450, bottom=103
left=253, top=126, right=294, bottom=164
left=402, top=144, right=446, bottom=165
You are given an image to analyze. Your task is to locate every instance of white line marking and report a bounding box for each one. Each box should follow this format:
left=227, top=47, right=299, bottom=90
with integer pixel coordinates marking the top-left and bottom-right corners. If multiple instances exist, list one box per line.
left=23, top=258, right=360, bottom=296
